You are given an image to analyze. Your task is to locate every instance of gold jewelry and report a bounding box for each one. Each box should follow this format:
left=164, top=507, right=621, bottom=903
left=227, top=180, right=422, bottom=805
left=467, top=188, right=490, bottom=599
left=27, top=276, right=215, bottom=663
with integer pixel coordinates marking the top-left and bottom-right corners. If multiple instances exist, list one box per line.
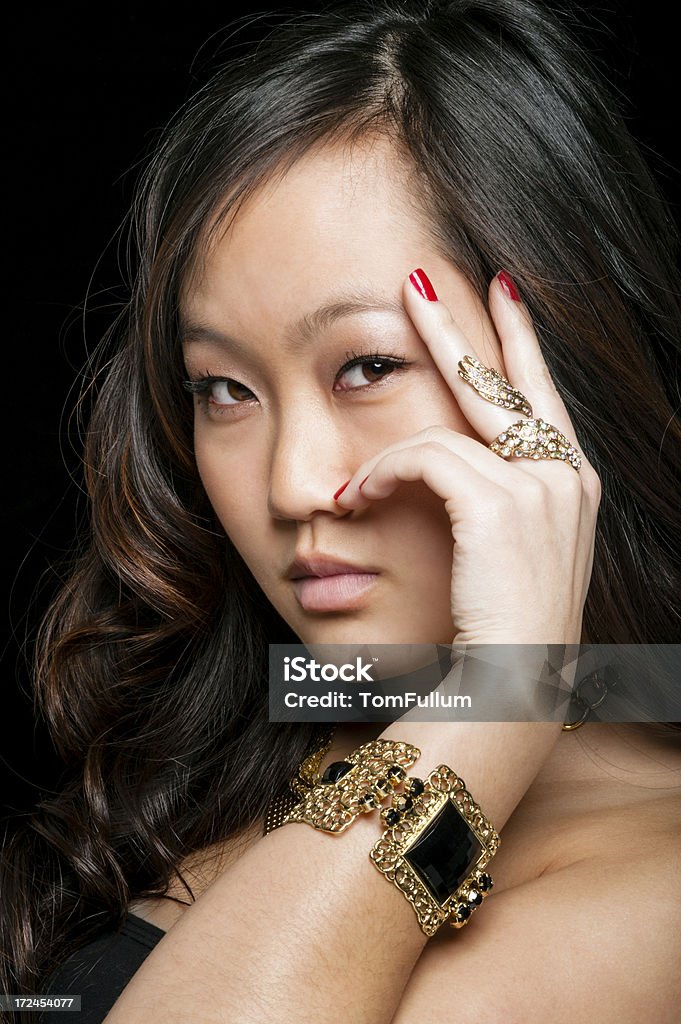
left=292, top=725, right=340, bottom=795
left=280, top=739, right=421, bottom=833
left=458, top=354, right=533, bottom=417
left=489, top=418, right=582, bottom=472
left=263, top=725, right=338, bottom=835
left=456, top=355, right=581, bottom=472
left=369, top=763, right=500, bottom=935
left=273, top=737, right=500, bottom=936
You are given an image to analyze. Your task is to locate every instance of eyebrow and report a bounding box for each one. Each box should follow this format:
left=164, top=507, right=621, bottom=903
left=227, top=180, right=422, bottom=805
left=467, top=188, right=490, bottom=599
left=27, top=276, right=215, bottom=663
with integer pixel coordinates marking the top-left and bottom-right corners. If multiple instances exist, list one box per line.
left=179, top=288, right=407, bottom=356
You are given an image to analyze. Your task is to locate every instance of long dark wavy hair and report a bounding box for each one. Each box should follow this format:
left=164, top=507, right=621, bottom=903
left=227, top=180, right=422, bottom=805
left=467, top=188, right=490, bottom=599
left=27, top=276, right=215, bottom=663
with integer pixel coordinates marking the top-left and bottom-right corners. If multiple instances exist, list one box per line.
left=3, top=0, right=680, bottom=1009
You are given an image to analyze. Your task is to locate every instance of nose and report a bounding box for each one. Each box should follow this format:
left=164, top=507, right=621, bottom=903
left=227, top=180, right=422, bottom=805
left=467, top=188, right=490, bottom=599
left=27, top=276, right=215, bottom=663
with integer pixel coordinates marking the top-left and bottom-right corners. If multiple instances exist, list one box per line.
left=267, top=406, right=357, bottom=522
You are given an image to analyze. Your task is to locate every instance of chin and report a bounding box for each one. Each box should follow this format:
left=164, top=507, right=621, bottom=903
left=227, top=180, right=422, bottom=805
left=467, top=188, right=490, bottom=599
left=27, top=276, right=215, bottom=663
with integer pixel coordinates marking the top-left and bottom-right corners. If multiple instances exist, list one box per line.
left=298, top=617, right=445, bottom=647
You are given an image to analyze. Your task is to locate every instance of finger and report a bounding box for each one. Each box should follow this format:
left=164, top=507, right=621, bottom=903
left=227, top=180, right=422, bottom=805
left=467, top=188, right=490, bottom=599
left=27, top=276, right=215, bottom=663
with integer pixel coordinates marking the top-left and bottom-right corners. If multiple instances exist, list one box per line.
left=334, top=427, right=508, bottom=509
left=486, top=272, right=582, bottom=451
left=335, top=422, right=584, bottom=509
left=342, top=442, right=584, bottom=570
left=405, top=269, right=586, bottom=462
left=404, top=268, right=534, bottom=442
left=337, top=440, right=505, bottom=521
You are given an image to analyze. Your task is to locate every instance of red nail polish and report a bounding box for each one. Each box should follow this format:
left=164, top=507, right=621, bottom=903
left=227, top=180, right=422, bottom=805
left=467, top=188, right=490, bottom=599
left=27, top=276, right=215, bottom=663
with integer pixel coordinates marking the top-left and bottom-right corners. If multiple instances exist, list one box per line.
left=497, top=270, right=521, bottom=302
left=409, top=268, right=438, bottom=301
left=333, top=480, right=350, bottom=501
left=359, top=474, right=370, bottom=490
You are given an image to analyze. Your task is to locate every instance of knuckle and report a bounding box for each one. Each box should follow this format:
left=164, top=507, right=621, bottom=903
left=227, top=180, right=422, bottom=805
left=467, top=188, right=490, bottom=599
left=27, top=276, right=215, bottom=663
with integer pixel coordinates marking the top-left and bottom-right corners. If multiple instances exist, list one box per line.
left=420, top=425, right=451, bottom=446
left=583, top=467, right=603, bottom=505
left=485, top=490, right=516, bottom=522
left=523, top=476, right=550, bottom=504
left=421, top=439, right=448, bottom=459
left=543, top=468, right=582, bottom=508
left=525, top=360, right=558, bottom=395
left=560, top=467, right=583, bottom=496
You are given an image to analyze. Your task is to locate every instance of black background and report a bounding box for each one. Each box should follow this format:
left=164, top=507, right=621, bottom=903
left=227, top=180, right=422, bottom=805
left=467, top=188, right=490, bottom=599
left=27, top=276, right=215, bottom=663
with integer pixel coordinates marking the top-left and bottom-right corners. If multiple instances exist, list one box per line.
left=3, top=2, right=680, bottom=816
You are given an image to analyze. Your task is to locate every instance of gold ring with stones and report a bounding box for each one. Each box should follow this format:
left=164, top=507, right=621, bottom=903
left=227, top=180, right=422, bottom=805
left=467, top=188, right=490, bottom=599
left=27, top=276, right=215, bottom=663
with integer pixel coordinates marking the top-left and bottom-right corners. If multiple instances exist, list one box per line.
left=489, top=418, right=582, bottom=472
left=457, top=354, right=533, bottom=418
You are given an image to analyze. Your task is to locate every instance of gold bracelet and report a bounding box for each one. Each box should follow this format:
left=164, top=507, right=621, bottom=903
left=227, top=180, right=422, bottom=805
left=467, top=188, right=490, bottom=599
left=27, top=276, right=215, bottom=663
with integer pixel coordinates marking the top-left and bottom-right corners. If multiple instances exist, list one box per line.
left=280, top=739, right=421, bottom=833
left=369, top=764, right=500, bottom=935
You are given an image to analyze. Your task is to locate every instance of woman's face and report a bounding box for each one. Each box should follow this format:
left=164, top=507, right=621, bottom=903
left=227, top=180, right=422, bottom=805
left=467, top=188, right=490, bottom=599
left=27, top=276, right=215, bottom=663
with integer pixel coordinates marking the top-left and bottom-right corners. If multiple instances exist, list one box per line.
left=180, top=136, right=505, bottom=646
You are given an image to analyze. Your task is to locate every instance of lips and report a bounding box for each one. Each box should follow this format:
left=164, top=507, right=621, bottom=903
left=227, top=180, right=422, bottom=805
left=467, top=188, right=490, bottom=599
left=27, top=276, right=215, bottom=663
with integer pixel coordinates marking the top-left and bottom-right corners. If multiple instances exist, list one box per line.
left=291, top=572, right=379, bottom=612
left=286, top=554, right=378, bottom=580
left=285, top=552, right=380, bottom=611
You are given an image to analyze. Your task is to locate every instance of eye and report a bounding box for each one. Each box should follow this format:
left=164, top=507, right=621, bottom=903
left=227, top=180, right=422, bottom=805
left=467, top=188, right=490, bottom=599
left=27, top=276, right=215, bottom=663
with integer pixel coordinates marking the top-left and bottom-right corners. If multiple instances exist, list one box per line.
left=333, top=351, right=408, bottom=392
left=181, top=349, right=410, bottom=415
left=182, top=375, right=256, bottom=409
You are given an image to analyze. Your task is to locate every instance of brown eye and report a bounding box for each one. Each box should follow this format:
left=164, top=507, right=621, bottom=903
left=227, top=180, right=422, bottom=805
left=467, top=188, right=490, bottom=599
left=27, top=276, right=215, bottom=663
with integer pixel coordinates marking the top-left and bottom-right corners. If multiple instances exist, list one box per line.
left=182, top=375, right=256, bottom=407
left=334, top=357, right=405, bottom=391
left=361, top=359, right=394, bottom=382
left=223, top=380, right=253, bottom=401
left=208, top=379, right=255, bottom=405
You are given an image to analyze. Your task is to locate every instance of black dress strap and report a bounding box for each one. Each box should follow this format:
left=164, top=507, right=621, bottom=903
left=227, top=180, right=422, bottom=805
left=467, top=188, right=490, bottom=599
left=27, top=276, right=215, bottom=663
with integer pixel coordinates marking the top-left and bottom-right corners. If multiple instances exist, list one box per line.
left=41, top=914, right=165, bottom=1023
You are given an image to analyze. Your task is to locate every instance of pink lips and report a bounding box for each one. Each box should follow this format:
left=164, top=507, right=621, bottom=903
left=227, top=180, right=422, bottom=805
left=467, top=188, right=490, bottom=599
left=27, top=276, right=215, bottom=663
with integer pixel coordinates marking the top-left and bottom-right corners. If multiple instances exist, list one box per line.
left=291, top=572, right=379, bottom=612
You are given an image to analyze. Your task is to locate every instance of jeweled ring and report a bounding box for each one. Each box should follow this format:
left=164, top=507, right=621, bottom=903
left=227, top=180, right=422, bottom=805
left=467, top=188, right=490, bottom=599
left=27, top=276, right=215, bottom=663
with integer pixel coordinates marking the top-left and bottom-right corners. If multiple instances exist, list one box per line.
left=458, top=354, right=533, bottom=417
left=489, top=418, right=582, bottom=472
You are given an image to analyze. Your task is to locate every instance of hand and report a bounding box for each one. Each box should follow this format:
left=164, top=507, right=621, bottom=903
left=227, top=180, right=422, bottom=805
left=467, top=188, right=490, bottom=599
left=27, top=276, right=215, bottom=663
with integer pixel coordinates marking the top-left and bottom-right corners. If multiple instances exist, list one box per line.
left=335, top=269, right=602, bottom=645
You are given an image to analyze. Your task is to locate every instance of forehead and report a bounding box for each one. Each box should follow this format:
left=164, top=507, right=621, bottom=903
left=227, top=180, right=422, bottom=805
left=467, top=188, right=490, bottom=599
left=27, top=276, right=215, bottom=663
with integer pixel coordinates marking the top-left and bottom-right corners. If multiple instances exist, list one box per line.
left=180, top=135, right=436, bottom=328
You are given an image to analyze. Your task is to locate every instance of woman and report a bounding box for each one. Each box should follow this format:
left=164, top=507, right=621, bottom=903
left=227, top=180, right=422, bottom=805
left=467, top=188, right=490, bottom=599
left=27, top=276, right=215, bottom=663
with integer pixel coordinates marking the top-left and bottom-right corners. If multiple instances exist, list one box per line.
left=3, top=1, right=680, bottom=1021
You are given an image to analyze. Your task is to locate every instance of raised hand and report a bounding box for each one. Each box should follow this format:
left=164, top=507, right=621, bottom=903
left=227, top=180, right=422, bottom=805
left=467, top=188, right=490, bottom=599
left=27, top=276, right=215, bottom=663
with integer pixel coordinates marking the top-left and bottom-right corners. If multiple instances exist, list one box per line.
left=334, top=269, right=602, bottom=645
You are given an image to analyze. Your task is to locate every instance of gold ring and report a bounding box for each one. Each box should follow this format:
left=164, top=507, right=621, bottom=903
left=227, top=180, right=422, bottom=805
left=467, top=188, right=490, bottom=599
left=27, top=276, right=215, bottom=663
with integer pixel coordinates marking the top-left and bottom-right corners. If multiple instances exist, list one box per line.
left=489, top=418, right=582, bottom=472
left=458, top=354, right=533, bottom=417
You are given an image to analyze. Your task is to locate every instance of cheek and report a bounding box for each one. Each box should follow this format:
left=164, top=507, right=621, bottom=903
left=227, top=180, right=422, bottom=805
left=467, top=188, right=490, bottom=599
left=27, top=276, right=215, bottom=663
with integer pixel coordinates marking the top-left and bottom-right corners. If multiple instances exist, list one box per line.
left=197, top=456, right=272, bottom=588
left=404, top=373, right=481, bottom=444
left=194, top=438, right=264, bottom=541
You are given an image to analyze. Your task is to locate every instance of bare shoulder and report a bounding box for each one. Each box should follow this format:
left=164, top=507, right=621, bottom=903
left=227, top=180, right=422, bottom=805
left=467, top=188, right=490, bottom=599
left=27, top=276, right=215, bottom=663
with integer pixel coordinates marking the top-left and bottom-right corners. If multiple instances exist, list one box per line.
left=392, top=796, right=681, bottom=1024
left=128, top=821, right=265, bottom=932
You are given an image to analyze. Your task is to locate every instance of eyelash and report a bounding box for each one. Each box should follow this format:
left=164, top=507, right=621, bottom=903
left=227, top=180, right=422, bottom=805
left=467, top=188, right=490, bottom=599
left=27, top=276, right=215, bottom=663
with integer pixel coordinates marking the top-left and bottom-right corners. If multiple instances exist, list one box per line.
left=181, top=349, right=411, bottom=414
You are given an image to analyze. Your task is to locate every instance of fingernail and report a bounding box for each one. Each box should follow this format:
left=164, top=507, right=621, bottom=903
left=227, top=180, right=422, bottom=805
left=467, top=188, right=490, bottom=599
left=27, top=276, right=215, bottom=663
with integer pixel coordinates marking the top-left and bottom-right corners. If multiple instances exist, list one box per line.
left=358, top=474, right=370, bottom=490
left=333, top=480, right=350, bottom=501
left=497, top=270, right=521, bottom=302
left=409, top=268, right=438, bottom=301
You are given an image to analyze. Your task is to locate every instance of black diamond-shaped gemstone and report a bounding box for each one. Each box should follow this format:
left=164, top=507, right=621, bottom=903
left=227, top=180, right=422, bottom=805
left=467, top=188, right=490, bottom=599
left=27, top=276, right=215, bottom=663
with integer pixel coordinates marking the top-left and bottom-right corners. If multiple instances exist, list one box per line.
left=384, top=808, right=401, bottom=827
left=395, top=795, right=414, bottom=813
left=403, top=799, right=483, bottom=905
left=387, top=764, right=404, bottom=779
left=408, top=778, right=425, bottom=796
left=320, top=760, right=353, bottom=783
left=455, top=904, right=471, bottom=921
left=467, top=889, right=483, bottom=906
left=478, top=873, right=492, bottom=892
